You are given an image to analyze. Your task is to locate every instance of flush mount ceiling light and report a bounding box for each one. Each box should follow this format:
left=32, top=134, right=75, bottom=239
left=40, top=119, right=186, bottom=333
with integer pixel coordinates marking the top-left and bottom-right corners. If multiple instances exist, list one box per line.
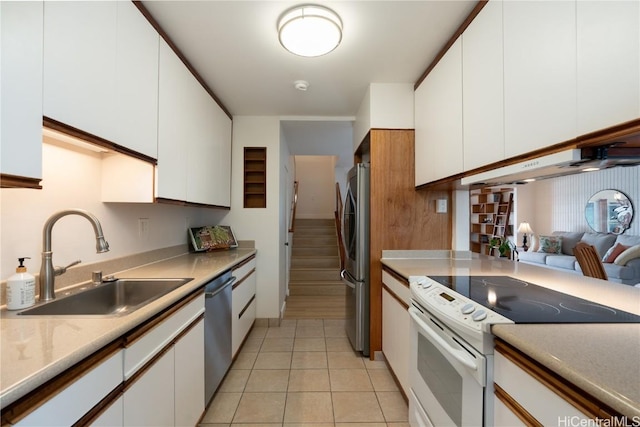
left=278, top=5, right=343, bottom=57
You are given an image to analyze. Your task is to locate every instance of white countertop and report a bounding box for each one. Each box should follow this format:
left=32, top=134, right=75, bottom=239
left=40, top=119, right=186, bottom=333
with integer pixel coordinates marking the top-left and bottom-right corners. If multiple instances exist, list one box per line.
left=0, top=248, right=256, bottom=409
left=381, top=252, right=640, bottom=419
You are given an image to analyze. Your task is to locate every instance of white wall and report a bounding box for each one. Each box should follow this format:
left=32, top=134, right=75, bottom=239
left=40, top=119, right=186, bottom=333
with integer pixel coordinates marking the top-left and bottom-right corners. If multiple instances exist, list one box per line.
left=227, top=116, right=283, bottom=320
left=294, top=156, right=336, bottom=220
left=0, top=142, right=227, bottom=280
left=522, top=165, right=640, bottom=237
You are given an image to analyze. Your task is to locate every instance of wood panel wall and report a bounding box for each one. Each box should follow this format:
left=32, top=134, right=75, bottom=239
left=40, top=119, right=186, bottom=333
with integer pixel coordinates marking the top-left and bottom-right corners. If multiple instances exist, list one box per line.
left=363, top=129, right=452, bottom=357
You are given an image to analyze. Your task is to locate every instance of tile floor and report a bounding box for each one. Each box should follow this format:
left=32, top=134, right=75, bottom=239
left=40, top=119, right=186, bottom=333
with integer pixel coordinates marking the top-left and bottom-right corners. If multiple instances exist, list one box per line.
left=199, top=319, right=409, bottom=427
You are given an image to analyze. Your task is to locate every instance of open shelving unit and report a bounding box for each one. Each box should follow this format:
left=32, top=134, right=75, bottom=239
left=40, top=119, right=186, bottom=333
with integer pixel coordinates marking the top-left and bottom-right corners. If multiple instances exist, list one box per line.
left=470, top=187, right=515, bottom=255
left=243, top=147, right=266, bottom=208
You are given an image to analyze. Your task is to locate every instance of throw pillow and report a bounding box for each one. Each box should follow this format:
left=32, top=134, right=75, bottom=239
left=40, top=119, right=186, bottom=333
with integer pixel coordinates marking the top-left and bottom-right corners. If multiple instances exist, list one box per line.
left=613, top=244, right=640, bottom=266
left=537, top=235, right=562, bottom=254
left=602, top=243, right=630, bottom=263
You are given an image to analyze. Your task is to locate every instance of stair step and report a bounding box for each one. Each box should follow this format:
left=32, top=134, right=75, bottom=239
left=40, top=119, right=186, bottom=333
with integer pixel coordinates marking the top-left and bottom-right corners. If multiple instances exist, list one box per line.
left=294, top=227, right=337, bottom=236
left=289, top=283, right=346, bottom=296
left=291, top=257, right=340, bottom=268
left=295, top=219, right=335, bottom=227
left=289, top=268, right=341, bottom=281
left=292, top=247, right=338, bottom=257
left=293, top=236, right=338, bottom=246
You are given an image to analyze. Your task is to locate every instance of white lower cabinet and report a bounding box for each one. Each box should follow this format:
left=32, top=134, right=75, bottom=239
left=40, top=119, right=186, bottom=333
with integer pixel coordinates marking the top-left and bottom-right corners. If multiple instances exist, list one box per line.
left=381, top=270, right=411, bottom=397
left=232, top=256, right=257, bottom=357
left=175, top=320, right=205, bottom=427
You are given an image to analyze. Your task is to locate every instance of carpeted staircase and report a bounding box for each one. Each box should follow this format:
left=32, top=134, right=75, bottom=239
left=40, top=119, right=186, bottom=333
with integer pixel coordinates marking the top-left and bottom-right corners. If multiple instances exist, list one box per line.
left=284, top=218, right=347, bottom=319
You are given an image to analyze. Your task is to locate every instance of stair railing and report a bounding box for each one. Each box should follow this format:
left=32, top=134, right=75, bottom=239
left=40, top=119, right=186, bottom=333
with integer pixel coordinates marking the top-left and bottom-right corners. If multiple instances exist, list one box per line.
left=289, top=181, right=298, bottom=233
left=335, top=182, right=346, bottom=270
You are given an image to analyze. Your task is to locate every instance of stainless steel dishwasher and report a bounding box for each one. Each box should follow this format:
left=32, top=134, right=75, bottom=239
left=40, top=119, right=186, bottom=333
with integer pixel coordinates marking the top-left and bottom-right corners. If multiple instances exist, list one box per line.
left=204, top=270, right=235, bottom=404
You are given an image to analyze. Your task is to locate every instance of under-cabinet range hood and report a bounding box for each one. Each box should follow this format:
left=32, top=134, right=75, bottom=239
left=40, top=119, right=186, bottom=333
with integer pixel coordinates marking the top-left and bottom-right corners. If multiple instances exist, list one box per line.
left=461, top=145, right=640, bottom=186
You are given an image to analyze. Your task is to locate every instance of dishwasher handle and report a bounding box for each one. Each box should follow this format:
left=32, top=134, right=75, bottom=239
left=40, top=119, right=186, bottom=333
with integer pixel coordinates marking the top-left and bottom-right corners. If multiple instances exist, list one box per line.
left=205, top=276, right=236, bottom=298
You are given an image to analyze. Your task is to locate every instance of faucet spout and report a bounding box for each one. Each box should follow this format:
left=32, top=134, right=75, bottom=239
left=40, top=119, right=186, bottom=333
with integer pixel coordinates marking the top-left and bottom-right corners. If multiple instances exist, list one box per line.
left=39, top=209, right=110, bottom=302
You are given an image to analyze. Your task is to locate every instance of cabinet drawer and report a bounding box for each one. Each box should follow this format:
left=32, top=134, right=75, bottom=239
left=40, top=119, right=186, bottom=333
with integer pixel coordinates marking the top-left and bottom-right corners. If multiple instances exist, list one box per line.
left=233, top=270, right=256, bottom=315
left=232, top=256, right=256, bottom=282
left=15, top=349, right=123, bottom=426
left=124, top=294, right=204, bottom=379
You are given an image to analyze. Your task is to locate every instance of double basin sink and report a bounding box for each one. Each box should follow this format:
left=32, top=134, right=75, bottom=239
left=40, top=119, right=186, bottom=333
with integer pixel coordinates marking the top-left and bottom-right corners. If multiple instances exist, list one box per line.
left=18, top=278, right=193, bottom=317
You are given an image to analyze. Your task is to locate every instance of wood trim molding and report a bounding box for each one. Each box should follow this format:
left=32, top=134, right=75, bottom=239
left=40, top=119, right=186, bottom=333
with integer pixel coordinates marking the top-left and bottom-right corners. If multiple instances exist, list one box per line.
left=494, top=383, right=543, bottom=427
left=414, top=0, right=488, bottom=89
left=495, top=339, right=621, bottom=422
left=382, top=283, right=409, bottom=310
left=232, top=269, right=256, bottom=290
left=0, top=173, right=42, bottom=189
left=0, top=340, right=123, bottom=425
left=132, top=1, right=232, bottom=119
left=44, top=116, right=157, bottom=165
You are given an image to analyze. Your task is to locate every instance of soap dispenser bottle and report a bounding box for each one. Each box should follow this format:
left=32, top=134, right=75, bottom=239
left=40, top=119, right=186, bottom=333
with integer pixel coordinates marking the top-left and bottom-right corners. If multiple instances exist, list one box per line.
left=6, top=257, right=36, bottom=310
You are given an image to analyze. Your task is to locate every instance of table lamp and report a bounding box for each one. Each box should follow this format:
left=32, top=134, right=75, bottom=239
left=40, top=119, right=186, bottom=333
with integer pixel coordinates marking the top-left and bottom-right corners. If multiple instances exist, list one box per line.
left=518, top=222, right=534, bottom=252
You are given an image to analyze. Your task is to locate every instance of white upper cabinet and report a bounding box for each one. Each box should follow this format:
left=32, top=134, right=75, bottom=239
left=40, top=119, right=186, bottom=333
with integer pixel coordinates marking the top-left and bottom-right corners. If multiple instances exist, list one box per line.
left=414, top=38, right=463, bottom=186
left=576, top=1, right=640, bottom=135
left=462, top=0, right=504, bottom=172
left=503, top=0, right=576, bottom=158
left=1, top=1, right=43, bottom=182
left=43, top=1, right=118, bottom=142
left=115, top=1, right=159, bottom=159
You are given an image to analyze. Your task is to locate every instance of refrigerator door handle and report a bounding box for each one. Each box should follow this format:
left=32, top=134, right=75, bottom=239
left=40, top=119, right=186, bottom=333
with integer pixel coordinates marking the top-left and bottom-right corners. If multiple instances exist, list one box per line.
left=340, top=269, right=357, bottom=289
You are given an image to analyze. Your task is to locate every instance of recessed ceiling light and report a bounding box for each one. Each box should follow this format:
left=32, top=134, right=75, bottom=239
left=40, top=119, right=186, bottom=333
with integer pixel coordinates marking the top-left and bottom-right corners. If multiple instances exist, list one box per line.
left=278, top=5, right=343, bottom=57
left=294, top=80, right=309, bottom=91
left=582, top=167, right=600, bottom=172
left=523, top=178, right=536, bottom=182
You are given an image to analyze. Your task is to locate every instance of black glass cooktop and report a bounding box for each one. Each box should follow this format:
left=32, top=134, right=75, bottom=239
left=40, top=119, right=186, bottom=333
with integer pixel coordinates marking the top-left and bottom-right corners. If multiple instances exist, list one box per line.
left=427, top=276, right=640, bottom=324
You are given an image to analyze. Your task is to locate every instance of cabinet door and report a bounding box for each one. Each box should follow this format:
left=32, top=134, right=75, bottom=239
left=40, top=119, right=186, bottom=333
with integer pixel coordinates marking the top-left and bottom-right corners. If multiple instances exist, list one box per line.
left=175, top=320, right=205, bottom=427
left=0, top=1, right=43, bottom=181
left=381, top=286, right=410, bottom=396
left=43, top=1, right=117, bottom=141
left=232, top=270, right=257, bottom=356
left=462, top=0, right=504, bottom=171
left=115, top=1, right=159, bottom=159
left=577, top=1, right=640, bottom=135
left=503, top=1, right=576, bottom=158
left=414, top=37, right=463, bottom=185
left=123, top=348, right=175, bottom=427
left=90, top=396, right=123, bottom=427
left=210, top=103, right=232, bottom=207
left=157, top=39, right=191, bottom=201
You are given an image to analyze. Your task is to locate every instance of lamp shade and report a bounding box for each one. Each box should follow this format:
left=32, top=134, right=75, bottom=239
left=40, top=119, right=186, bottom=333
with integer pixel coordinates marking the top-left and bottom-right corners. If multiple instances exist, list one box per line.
left=518, top=222, right=533, bottom=234
left=278, top=5, right=343, bottom=57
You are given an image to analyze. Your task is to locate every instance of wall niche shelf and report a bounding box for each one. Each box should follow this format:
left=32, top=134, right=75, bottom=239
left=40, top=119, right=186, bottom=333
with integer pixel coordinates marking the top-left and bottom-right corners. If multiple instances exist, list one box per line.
left=470, top=187, right=515, bottom=255
left=243, top=147, right=266, bottom=208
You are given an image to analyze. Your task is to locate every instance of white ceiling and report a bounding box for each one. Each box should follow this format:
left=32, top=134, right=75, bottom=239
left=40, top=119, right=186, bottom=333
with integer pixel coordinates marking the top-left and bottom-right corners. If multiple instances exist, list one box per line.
left=141, top=0, right=477, bottom=163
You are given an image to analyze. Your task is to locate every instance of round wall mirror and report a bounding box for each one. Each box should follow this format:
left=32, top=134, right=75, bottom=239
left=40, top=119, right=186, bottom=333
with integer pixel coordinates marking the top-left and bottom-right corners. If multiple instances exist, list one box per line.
left=585, top=189, right=634, bottom=234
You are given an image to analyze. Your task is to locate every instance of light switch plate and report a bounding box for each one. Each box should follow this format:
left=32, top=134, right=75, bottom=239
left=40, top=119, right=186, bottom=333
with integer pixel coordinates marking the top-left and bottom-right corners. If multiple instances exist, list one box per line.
left=436, top=199, right=447, bottom=213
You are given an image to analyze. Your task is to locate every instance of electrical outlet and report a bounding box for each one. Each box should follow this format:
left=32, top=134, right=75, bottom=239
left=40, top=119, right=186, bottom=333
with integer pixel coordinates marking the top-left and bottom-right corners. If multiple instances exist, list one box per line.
left=138, top=218, right=150, bottom=240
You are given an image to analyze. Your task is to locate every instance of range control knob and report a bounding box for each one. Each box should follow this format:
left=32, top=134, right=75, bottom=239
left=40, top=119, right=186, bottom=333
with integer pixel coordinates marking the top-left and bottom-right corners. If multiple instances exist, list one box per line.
left=472, top=309, right=487, bottom=322
left=461, top=303, right=475, bottom=315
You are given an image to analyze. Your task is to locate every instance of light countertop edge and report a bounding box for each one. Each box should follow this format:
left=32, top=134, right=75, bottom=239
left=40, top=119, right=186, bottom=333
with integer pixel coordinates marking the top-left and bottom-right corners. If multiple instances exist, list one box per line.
left=0, top=248, right=256, bottom=409
left=380, top=253, right=640, bottom=419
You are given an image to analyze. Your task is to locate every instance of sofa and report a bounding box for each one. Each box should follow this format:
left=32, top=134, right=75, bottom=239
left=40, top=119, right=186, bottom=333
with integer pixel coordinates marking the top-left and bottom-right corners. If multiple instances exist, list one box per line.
left=518, top=231, right=640, bottom=285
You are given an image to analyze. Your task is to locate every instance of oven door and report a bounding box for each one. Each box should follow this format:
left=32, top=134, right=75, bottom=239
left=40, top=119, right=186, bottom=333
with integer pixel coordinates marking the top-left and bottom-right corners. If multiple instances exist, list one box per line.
left=409, top=305, right=486, bottom=427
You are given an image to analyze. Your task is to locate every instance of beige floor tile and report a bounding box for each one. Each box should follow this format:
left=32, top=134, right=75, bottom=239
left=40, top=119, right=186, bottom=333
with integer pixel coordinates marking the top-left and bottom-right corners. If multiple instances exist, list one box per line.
left=291, top=351, right=328, bottom=369
left=363, top=357, right=389, bottom=370
left=325, top=337, right=353, bottom=352
left=285, top=424, right=335, bottom=427
left=288, top=369, right=331, bottom=391
left=283, top=392, right=334, bottom=423
left=201, top=392, right=242, bottom=424
left=261, top=337, right=294, bottom=352
left=330, top=369, right=374, bottom=391
left=254, top=351, right=292, bottom=369
left=323, top=325, right=347, bottom=337
left=197, top=423, right=229, bottom=427
left=280, top=319, right=298, bottom=328
left=387, top=423, right=411, bottom=427
left=376, top=391, right=409, bottom=422
left=265, top=326, right=296, bottom=338
left=248, top=326, right=268, bottom=339
left=296, top=319, right=324, bottom=328
left=368, top=369, right=399, bottom=391
left=335, top=424, right=386, bottom=427
left=232, top=392, right=286, bottom=423
left=327, top=351, right=366, bottom=369
left=295, top=325, right=325, bottom=337
left=294, top=337, right=326, bottom=351
left=218, top=369, right=250, bottom=392
left=332, top=391, right=385, bottom=423
left=323, top=319, right=345, bottom=328
left=244, top=369, right=290, bottom=392
left=231, top=351, right=258, bottom=370
left=232, top=424, right=282, bottom=427
left=241, top=336, right=264, bottom=352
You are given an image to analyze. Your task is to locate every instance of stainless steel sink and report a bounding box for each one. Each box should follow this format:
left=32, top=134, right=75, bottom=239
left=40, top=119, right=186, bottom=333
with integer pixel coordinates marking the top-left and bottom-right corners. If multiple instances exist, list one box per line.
left=18, top=278, right=193, bottom=316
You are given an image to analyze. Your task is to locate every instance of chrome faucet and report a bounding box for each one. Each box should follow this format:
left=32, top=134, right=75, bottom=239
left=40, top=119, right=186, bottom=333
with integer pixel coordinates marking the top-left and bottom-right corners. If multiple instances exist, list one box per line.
left=39, top=209, right=110, bottom=302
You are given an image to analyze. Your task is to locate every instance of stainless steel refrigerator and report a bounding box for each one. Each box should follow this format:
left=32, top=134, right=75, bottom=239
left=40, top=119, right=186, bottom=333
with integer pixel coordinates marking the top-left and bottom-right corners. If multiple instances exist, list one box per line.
left=341, top=163, right=370, bottom=356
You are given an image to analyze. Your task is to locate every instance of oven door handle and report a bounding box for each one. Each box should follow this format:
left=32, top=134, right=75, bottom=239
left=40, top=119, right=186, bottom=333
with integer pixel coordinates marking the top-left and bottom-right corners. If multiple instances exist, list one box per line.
left=409, top=308, right=478, bottom=371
